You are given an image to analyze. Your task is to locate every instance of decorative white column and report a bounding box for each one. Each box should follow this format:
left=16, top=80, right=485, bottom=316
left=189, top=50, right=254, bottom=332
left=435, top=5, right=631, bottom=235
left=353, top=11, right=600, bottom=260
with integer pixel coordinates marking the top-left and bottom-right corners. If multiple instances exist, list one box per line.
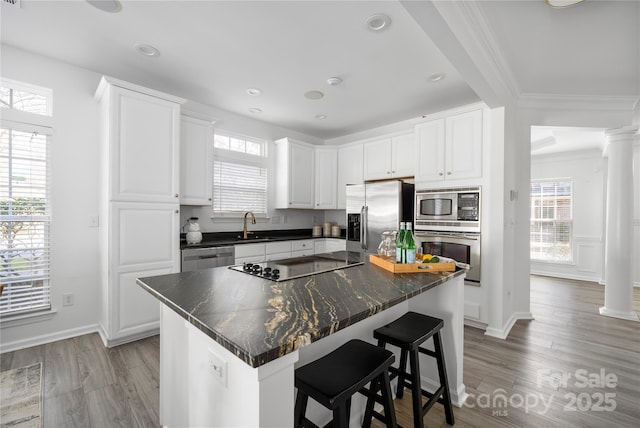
left=600, top=126, right=639, bottom=321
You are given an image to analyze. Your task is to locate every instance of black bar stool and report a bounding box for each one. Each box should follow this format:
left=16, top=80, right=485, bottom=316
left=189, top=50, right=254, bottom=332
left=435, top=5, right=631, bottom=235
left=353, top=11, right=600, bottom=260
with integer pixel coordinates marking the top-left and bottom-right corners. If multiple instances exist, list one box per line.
left=294, top=339, right=398, bottom=428
left=366, top=312, right=454, bottom=428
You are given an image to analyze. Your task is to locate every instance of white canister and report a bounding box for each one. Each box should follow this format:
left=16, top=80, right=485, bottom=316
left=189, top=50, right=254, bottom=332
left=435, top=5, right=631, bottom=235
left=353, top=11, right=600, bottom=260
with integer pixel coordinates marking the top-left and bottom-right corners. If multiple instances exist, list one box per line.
left=331, top=225, right=341, bottom=238
left=312, top=224, right=322, bottom=237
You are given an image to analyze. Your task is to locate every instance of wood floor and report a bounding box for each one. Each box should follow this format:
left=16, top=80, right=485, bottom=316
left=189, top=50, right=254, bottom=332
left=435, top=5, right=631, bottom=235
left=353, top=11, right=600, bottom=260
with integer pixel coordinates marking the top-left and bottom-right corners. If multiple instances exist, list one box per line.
left=1, top=275, right=639, bottom=428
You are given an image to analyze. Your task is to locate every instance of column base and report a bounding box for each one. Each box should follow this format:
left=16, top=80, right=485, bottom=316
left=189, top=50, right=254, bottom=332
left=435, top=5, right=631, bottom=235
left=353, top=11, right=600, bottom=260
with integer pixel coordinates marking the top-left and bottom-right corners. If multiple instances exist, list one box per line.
left=599, top=306, right=639, bottom=321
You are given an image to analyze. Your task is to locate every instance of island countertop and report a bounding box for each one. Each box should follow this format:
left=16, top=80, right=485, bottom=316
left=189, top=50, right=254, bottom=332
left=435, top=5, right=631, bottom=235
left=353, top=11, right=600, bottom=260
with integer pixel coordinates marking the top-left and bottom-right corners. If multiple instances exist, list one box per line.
left=137, top=251, right=465, bottom=368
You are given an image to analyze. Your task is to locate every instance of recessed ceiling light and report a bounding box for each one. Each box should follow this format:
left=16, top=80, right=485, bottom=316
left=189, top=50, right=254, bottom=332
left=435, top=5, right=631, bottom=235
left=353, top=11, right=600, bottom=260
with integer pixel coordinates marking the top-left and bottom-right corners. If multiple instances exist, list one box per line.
left=365, top=14, right=391, bottom=32
left=248, top=108, right=262, bottom=114
left=87, top=0, right=122, bottom=13
left=546, top=0, right=585, bottom=8
left=315, top=114, right=327, bottom=120
left=427, top=73, right=446, bottom=82
left=304, top=90, right=324, bottom=100
left=134, top=43, right=160, bottom=57
left=326, top=77, right=342, bottom=86
left=246, top=88, right=262, bottom=96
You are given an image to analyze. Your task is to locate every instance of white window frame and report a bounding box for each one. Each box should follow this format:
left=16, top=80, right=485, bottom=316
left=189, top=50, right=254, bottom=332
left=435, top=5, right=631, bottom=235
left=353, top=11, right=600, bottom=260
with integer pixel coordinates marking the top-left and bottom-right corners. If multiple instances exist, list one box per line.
left=212, top=130, right=268, bottom=219
left=1, top=78, right=53, bottom=318
left=530, top=178, right=573, bottom=263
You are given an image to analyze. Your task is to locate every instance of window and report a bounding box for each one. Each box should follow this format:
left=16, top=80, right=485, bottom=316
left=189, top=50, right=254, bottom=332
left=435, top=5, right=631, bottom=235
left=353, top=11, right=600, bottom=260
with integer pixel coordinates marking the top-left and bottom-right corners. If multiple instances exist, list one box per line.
left=530, top=179, right=573, bottom=262
left=1, top=78, right=52, bottom=316
left=212, top=131, right=267, bottom=217
left=1, top=77, right=52, bottom=116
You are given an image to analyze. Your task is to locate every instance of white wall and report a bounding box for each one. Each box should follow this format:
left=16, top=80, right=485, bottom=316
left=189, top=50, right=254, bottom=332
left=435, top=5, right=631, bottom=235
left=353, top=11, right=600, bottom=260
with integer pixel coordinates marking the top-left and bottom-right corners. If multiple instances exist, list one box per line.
left=1, top=45, right=102, bottom=349
left=530, top=149, right=607, bottom=282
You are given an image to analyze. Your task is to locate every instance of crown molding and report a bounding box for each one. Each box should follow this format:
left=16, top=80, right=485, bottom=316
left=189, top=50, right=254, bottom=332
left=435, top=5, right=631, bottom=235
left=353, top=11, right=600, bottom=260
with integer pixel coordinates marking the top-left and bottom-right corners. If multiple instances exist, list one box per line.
left=518, top=94, right=639, bottom=112
left=452, top=1, right=521, bottom=102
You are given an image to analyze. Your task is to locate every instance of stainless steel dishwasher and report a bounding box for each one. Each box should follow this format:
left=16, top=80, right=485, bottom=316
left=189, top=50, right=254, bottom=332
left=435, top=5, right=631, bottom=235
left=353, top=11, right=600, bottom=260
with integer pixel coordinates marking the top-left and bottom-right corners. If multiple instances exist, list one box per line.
left=181, top=246, right=235, bottom=272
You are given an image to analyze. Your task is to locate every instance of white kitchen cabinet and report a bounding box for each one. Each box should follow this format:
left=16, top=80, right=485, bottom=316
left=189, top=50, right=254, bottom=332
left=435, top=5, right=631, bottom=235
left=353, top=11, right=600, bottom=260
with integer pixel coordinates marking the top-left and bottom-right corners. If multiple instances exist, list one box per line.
left=97, top=77, right=182, bottom=204
left=314, top=146, right=338, bottom=209
left=415, top=109, right=482, bottom=183
left=363, top=134, right=415, bottom=181
left=266, top=241, right=292, bottom=261
left=314, top=238, right=346, bottom=254
left=337, top=143, right=363, bottom=209
left=95, top=76, right=185, bottom=346
left=274, top=138, right=315, bottom=209
left=234, top=243, right=266, bottom=264
left=180, top=116, right=213, bottom=205
left=292, top=239, right=314, bottom=257
left=390, top=134, right=415, bottom=178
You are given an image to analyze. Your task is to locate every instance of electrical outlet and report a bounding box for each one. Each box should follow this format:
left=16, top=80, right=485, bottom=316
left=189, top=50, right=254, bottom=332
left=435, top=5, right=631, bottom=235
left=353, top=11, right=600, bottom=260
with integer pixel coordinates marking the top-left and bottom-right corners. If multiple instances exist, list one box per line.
left=208, top=349, right=227, bottom=387
left=63, top=293, right=74, bottom=307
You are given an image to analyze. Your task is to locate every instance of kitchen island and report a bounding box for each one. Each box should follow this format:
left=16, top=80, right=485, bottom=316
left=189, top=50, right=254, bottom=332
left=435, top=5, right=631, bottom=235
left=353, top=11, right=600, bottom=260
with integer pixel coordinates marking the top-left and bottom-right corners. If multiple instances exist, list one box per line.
left=137, top=251, right=467, bottom=427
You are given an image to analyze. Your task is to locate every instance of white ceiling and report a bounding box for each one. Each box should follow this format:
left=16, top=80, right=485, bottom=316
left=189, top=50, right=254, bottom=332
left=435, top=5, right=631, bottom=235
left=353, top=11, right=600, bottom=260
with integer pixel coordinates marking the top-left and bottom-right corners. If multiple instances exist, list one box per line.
left=1, top=0, right=638, bottom=142
left=531, top=126, right=605, bottom=156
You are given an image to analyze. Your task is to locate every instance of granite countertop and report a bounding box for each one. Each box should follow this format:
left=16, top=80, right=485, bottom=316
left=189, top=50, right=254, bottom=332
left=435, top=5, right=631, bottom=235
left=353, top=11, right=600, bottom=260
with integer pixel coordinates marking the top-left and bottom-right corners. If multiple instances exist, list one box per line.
left=180, top=228, right=346, bottom=249
left=137, top=251, right=465, bottom=368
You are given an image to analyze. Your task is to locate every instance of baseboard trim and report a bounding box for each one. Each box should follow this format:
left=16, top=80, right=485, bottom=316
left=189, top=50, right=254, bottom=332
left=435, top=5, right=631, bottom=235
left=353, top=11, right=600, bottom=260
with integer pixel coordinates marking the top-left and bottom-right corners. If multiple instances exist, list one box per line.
left=530, top=270, right=602, bottom=284
left=0, top=323, right=99, bottom=353
left=99, top=327, right=160, bottom=348
left=485, top=312, right=534, bottom=340
left=463, top=318, right=487, bottom=330
left=421, top=374, right=467, bottom=408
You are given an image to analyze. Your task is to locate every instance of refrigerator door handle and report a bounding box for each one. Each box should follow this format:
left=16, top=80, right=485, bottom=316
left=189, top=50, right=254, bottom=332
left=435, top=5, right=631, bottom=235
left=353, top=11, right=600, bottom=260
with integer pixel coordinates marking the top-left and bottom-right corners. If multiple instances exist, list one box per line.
left=362, top=205, right=368, bottom=250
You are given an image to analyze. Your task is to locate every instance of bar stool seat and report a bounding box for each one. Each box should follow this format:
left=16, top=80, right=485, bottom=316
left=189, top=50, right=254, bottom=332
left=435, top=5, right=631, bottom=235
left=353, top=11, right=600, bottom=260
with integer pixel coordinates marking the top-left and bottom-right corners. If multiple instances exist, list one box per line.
left=367, top=312, right=454, bottom=428
left=294, top=339, right=398, bottom=428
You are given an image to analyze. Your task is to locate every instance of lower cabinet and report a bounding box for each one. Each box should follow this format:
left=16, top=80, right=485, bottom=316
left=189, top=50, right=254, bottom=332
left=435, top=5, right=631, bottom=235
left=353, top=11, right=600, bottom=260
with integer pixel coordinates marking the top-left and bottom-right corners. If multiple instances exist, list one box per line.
left=234, top=243, right=266, bottom=264
left=100, top=202, right=179, bottom=346
left=314, top=238, right=346, bottom=254
left=234, top=238, right=346, bottom=265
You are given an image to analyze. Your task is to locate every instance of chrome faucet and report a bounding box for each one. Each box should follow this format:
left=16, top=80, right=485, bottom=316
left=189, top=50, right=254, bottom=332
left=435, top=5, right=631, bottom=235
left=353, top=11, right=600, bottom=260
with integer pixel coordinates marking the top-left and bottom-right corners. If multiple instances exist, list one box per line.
left=243, top=211, right=256, bottom=239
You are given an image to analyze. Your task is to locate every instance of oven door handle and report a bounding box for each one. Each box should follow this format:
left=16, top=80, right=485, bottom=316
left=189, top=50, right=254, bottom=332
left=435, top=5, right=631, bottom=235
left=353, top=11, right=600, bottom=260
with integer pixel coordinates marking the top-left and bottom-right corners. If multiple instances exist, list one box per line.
left=361, top=205, right=368, bottom=250
left=417, top=231, right=480, bottom=241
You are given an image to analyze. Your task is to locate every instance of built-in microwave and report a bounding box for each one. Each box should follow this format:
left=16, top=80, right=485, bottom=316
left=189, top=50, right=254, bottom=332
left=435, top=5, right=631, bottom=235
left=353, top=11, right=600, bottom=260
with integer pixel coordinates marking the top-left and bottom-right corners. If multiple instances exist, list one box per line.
left=415, top=186, right=481, bottom=232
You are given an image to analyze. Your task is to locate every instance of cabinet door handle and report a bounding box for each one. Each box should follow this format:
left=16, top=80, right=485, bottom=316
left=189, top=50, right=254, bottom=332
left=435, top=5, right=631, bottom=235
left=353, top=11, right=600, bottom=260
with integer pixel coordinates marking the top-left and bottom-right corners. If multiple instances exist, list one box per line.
left=447, top=172, right=452, bottom=175
left=175, top=194, right=179, bottom=198
left=175, top=210, right=179, bottom=214
left=392, top=170, right=395, bottom=174
left=439, top=172, right=444, bottom=176
left=208, top=198, right=212, bottom=201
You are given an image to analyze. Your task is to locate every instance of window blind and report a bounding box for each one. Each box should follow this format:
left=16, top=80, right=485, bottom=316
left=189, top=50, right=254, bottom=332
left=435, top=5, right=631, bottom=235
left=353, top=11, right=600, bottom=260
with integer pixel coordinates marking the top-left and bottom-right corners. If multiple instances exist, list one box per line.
left=213, top=159, right=267, bottom=216
left=212, top=131, right=268, bottom=217
left=0, top=126, right=51, bottom=316
left=530, top=179, right=573, bottom=262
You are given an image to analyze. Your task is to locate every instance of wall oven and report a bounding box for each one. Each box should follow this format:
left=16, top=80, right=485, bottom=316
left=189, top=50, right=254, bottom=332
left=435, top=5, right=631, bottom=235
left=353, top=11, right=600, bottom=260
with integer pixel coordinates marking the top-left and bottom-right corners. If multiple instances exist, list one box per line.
left=415, top=231, right=481, bottom=285
left=415, top=186, right=481, bottom=232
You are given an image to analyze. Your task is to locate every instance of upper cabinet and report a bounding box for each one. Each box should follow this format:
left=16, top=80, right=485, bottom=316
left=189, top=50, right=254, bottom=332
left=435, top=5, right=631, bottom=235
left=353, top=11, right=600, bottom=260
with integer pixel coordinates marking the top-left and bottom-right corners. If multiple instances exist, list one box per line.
left=415, top=109, right=482, bottom=183
left=96, top=77, right=183, bottom=203
left=274, top=138, right=315, bottom=209
left=314, top=146, right=338, bottom=209
left=363, top=133, right=415, bottom=181
left=180, top=116, right=213, bottom=206
left=337, top=143, right=363, bottom=209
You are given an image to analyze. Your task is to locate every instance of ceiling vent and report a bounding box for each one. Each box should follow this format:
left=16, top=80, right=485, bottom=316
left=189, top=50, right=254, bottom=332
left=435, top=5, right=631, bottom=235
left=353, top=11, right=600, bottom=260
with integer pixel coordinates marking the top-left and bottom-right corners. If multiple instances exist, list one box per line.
left=2, top=0, right=21, bottom=8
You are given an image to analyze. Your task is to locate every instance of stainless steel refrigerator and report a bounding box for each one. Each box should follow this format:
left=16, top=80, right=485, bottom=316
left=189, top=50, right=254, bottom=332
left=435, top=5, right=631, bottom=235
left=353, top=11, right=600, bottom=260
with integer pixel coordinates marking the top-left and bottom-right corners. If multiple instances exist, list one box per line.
left=346, top=180, right=415, bottom=254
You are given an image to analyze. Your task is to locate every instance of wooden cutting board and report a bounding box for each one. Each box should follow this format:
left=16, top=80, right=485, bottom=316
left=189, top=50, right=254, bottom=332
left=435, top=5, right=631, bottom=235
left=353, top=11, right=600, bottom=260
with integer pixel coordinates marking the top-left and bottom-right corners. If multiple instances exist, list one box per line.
left=369, top=254, right=456, bottom=273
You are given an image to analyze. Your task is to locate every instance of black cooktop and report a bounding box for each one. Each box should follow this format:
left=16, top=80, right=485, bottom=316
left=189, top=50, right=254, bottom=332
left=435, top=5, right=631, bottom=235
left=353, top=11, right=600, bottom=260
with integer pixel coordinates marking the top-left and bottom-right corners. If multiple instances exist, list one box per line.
left=228, top=252, right=364, bottom=282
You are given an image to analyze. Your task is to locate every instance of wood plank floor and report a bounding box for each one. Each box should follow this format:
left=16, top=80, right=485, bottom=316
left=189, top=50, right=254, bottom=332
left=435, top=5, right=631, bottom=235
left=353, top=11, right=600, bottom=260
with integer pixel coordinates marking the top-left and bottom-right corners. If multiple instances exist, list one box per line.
left=1, top=275, right=639, bottom=427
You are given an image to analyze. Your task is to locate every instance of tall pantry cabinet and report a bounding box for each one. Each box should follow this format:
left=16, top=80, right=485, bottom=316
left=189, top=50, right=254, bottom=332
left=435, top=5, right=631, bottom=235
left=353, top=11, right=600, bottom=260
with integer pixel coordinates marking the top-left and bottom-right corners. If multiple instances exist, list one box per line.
left=95, top=76, right=185, bottom=346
